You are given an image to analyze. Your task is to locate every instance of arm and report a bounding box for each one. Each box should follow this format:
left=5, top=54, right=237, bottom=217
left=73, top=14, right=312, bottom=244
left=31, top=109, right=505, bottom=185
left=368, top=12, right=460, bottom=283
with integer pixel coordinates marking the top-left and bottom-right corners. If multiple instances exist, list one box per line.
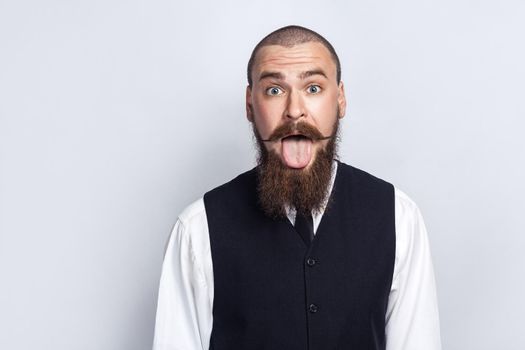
left=385, top=189, right=442, bottom=350
left=152, top=212, right=213, bottom=350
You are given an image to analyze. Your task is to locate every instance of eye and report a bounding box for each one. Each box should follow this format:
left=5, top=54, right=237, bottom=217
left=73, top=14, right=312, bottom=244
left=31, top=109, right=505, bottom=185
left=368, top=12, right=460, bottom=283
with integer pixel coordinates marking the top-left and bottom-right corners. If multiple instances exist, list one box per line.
left=307, top=85, right=321, bottom=94
left=265, top=87, right=283, bottom=96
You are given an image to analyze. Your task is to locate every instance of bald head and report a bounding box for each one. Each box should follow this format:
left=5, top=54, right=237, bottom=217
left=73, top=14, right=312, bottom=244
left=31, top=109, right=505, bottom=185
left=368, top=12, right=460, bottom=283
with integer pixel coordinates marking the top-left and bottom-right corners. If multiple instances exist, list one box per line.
left=247, top=25, right=341, bottom=87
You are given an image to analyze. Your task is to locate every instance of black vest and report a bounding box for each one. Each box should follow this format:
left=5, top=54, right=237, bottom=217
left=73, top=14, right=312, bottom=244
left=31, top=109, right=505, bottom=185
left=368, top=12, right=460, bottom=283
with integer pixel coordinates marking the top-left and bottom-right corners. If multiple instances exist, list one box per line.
left=203, top=161, right=395, bottom=350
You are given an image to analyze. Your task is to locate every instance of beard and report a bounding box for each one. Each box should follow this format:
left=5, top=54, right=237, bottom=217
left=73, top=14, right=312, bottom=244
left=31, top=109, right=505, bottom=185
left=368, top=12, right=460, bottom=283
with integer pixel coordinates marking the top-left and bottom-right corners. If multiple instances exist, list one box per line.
left=253, top=116, right=340, bottom=219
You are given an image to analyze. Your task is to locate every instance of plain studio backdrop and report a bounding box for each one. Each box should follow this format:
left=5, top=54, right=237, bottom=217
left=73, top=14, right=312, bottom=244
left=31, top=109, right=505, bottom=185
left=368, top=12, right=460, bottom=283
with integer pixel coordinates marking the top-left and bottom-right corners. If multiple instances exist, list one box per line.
left=1, top=0, right=524, bottom=349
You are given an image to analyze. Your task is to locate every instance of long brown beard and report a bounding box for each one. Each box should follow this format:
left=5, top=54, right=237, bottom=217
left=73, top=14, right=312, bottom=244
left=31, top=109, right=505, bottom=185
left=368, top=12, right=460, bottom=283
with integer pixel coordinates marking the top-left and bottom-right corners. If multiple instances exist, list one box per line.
left=254, top=119, right=340, bottom=219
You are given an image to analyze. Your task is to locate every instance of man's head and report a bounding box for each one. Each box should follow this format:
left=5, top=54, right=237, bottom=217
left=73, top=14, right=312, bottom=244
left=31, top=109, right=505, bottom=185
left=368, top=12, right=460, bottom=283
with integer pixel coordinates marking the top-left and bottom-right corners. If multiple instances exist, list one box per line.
left=247, top=25, right=341, bottom=88
left=246, top=25, right=346, bottom=218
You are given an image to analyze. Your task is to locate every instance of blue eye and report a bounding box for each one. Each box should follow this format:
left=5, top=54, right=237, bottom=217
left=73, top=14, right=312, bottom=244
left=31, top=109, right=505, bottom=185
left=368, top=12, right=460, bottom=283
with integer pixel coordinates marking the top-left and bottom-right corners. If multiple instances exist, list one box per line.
left=307, top=85, right=321, bottom=94
left=266, top=87, right=283, bottom=96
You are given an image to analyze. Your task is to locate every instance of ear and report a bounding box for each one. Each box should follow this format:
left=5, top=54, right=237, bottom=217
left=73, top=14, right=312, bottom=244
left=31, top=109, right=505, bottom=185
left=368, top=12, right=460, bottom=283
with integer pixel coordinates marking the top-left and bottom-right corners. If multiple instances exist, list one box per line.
left=337, top=81, right=347, bottom=119
left=246, top=85, right=254, bottom=122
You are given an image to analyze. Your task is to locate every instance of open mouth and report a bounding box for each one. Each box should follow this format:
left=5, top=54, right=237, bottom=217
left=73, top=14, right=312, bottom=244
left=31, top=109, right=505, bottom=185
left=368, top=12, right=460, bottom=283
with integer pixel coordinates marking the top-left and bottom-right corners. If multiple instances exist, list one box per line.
left=281, top=134, right=312, bottom=142
left=281, top=133, right=313, bottom=169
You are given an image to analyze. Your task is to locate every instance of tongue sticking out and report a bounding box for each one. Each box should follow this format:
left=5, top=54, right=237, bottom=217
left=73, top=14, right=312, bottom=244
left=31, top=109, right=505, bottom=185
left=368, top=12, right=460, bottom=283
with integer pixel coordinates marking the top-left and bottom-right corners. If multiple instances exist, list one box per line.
left=281, top=136, right=313, bottom=169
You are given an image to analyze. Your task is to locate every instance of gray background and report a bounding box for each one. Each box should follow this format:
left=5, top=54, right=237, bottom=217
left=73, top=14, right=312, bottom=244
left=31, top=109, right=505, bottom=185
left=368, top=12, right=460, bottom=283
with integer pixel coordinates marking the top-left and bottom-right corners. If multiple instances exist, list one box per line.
left=1, top=0, right=524, bottom=349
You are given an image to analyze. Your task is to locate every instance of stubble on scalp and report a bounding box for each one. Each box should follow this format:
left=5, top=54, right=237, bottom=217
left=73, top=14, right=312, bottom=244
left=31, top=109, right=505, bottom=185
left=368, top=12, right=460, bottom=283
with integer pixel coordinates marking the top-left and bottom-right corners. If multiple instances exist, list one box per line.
left=254, top=118, right=340, bottom=219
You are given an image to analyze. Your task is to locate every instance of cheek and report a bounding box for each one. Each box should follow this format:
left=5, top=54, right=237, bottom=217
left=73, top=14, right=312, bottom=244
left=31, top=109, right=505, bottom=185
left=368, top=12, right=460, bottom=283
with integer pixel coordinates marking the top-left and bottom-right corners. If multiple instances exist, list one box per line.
left=309, top=97, right=339, bottom=133
left=253, top=100, right=282, bottom=136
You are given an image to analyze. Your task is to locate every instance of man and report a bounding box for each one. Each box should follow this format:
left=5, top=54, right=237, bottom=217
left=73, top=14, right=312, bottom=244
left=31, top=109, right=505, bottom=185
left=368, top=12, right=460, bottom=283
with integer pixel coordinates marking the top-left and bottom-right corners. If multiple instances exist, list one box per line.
left=153, top=25, right=441, bottom=350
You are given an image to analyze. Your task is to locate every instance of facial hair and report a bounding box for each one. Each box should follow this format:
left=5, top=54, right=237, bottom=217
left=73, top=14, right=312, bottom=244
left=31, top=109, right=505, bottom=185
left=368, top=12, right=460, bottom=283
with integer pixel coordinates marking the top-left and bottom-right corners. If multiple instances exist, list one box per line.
left=253, top=117, right=340, bottom=219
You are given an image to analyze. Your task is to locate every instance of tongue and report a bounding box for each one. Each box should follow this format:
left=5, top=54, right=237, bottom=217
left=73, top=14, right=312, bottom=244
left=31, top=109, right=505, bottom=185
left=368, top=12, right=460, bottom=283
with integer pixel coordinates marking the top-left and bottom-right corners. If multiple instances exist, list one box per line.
left=282, top=137, right=313, bottom=168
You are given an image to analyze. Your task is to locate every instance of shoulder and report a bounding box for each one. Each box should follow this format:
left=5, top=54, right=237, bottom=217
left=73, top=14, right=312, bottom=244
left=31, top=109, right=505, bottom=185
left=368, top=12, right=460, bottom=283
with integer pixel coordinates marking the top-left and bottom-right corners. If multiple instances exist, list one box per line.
left=178, top=197, right=207, bottom=228
left=336, top=162, right=428, bottom=254
left=336, top=161, right=394, bottom=193
left=336, top=163, right=425, bottom=235
left=177, top=168, right=257, bottom=233
left=167, top=198, right=210, bottom=264
left=393, top=186, right=426, bottom=242
left=204, top=168, right=257, bottom=203
left=336, top=161, right=419, bottom=216
left=335, top=162, right=395, bottom=211
left=394, top=187, right=421, bottom=219
left=203, top=168, right=259, bottom=218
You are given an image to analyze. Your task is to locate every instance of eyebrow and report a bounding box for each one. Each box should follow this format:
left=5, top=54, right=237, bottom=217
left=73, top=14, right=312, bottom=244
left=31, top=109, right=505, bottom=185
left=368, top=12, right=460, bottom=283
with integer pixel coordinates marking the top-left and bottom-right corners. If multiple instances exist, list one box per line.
left=299, top=69, right=328, bottom=80
left=258, top=69, right=328, bottom=82
left=258, top=71, right=284, bottom=81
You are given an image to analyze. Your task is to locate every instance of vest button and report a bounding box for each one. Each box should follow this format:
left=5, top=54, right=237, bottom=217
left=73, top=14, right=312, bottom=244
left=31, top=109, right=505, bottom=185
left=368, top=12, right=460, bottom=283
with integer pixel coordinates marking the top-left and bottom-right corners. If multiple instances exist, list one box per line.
left=308, top=303, right=318, bottom=313
left=306, top=258, right=316, bottom=266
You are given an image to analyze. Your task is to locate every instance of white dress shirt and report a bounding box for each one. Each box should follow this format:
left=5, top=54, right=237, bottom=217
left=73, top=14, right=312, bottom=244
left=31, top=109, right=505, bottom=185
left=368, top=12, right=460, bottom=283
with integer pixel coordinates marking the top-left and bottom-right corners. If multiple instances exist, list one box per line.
left=152, top=162, right=442, bottom=350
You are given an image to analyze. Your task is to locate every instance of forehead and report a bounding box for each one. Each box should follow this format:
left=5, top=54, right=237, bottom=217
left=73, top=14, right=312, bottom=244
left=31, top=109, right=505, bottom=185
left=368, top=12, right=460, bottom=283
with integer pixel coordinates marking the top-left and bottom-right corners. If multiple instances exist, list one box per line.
left=253, top=42, right=337, bottom=81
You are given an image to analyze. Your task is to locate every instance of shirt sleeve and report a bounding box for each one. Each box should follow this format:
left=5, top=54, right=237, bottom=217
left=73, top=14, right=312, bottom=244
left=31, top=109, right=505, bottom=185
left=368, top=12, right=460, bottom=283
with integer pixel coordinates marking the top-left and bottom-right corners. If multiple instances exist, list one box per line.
left=152, top=215, right=213, bottom=350
left=385, top=189, right=442, bottom=350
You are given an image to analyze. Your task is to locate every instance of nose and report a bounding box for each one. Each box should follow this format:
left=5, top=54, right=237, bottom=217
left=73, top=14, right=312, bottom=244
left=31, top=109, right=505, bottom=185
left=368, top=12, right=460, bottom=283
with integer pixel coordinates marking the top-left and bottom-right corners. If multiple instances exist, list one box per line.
left=285, top=90, right=306, bottom=120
